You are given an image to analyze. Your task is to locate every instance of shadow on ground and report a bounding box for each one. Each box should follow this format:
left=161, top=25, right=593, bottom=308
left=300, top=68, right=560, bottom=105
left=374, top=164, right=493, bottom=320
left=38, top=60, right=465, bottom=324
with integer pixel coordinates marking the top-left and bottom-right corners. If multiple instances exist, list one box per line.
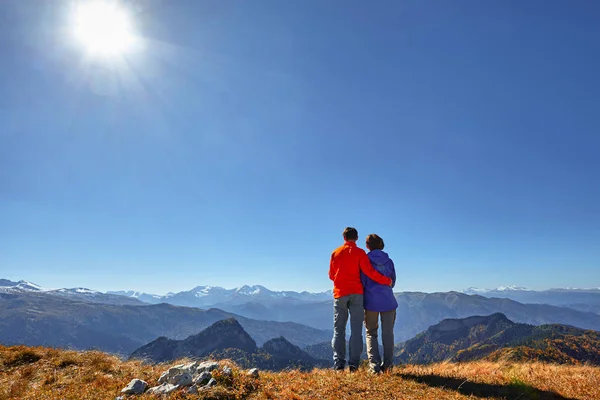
left=399, top=373, right=578, bottom=400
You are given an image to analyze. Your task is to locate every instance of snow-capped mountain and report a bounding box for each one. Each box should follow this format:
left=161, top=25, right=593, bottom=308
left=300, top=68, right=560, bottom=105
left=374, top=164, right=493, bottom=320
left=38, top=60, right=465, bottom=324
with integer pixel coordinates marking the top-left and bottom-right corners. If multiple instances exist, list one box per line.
left=462, top=286, right=529, bottom=295
left=0, top=279, right=43, bottom=292
left=110, top=284, right=333, bottom=308
left=462, top=286, right=600, bottom=296
left=6, top=276, right=599, bottom=318
left=1, top=278, right=333, bottom=309
left=55, top=288, right=99, bottom=294
left=108, top=290, right=164, bottom=304
left=496, top=285, right=529, bottom=292
left=462, top=287, right=489, bottom=295
left=44, top=287, right=144, bottom=305
left=0, top=279, right=144, bottom=306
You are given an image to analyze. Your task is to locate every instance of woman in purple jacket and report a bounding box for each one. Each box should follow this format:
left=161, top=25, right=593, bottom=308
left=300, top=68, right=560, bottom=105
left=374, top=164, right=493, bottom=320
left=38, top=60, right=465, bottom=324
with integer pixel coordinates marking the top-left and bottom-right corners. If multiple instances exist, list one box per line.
left=360, top=234, right=398, bottom=373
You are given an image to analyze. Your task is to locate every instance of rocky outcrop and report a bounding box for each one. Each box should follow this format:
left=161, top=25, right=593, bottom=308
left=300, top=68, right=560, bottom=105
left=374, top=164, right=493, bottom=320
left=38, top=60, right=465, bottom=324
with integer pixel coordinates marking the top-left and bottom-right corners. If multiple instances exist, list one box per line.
left=147, top=383, right=178, bottom=395
left=120, top=379, right=147, bottom=394
left=119, top=361, right=257, bottom=396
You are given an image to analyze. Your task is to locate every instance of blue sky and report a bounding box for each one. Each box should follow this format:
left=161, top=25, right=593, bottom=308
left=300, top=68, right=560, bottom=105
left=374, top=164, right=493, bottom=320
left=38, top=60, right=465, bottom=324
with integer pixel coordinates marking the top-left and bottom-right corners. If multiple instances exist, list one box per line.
left=1, top=0, right=599, bottom=294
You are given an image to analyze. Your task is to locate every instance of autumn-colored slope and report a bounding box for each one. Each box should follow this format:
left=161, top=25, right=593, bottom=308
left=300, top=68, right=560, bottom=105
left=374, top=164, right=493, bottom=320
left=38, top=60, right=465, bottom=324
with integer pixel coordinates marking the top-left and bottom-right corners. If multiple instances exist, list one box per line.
left=485, top=330, right=600, bottom=365
left=1, top=345, right=599, bottom=400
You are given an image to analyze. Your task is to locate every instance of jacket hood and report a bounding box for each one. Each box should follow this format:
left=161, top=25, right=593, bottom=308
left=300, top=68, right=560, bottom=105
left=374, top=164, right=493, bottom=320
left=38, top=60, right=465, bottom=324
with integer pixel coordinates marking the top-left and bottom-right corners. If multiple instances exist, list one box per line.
left=368, top=249, right=390, bottom=265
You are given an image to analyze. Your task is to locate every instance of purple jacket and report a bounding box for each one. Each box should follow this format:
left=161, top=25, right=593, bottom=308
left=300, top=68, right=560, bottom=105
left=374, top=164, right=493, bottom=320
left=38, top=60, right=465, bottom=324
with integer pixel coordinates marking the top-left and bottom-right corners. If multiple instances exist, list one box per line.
left=360, top=250, right=398, bottom=312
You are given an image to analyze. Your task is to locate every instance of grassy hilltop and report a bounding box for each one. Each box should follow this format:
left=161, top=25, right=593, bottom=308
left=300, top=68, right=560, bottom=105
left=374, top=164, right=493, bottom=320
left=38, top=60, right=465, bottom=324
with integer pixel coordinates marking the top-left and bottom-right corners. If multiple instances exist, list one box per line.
left=1, top=345, right=599, bottom=400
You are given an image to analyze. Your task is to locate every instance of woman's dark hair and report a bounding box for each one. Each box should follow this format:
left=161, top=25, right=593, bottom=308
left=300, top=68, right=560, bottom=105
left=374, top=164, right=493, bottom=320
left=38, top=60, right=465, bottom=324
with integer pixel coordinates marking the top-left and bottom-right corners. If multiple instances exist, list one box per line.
left=343, top=227, right=358, bottom=241
left=366, top=234, right=385, bottom=250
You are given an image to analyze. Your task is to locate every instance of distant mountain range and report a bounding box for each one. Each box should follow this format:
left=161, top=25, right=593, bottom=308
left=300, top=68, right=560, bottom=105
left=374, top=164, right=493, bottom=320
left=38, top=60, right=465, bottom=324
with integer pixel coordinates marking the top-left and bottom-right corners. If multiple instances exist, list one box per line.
left=108, top=284, right=333, bottom=307
left=3, top=278, right=600, bottom=357
left=230, top=291, right=600, bottom=342
left=5, top=279, right=600, bottom=317
left=0, top=291, right=331, bottom=355
left=463, top=285, right=530, bottom=293
left=0, top=279, right=332, bottom=307
left=462, top=285, right=600, bottom=294
left=397, top=313, right=600, bottom=365
left=131, top=313, right=600, bottom=369
left=0, top=279, right=145, bottom=306
left=461, top=286, right=600, bottom=315
left=130, top=318, right=327, bottom=371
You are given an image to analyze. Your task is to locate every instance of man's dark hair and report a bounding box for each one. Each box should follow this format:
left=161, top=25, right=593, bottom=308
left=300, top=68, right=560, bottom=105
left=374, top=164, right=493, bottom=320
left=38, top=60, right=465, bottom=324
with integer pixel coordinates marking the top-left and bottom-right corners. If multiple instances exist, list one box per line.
left=343, top=227, right=358, bottom=241
left=366, top=234, right=385, bottom=250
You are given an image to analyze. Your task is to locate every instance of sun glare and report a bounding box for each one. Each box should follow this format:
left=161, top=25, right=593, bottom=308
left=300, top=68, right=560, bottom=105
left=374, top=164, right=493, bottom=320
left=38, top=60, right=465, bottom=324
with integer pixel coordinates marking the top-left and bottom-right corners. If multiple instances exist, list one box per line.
left=72, top=1, right=136, bottom=57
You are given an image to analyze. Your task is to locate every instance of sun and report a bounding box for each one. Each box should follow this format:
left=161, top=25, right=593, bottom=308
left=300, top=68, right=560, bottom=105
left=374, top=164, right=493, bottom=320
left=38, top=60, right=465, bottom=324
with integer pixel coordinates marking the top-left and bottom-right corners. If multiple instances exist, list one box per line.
left=72, top=1, right=136, bottom=57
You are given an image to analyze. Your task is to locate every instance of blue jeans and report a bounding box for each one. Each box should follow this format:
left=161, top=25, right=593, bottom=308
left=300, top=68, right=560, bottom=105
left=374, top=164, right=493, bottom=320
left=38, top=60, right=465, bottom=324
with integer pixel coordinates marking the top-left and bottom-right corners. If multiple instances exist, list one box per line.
left=332, top=294, right=364, bottom=368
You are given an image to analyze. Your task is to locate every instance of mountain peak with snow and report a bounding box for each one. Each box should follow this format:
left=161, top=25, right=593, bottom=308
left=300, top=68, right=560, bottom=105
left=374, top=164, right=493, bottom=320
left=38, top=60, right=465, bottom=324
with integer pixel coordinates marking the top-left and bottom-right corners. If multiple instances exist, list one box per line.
left=103, top=283, right=334, bottom=307
left=54, top=288, right=100, bottom=294
left=463, top=287, right=489, bottom=294
left=496, top=285, right=528, bottom=292
left=0, top=279, right=44, bottom=292
left=462, top=286, right=530, bottom=295
left=233, top=285, right=273, bottom=295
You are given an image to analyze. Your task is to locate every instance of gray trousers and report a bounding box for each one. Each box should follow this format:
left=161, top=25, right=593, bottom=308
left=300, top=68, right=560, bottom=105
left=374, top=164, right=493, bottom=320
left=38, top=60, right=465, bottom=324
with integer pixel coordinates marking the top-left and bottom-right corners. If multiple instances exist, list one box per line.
left=365, top=309, right=396, bottom=369
left=332, top=294, right=364, bottom=368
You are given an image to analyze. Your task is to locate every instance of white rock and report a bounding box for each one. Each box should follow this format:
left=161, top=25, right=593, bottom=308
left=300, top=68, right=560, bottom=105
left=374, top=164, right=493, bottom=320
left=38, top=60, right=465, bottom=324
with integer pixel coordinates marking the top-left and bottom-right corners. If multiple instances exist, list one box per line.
left=158, top=367, right=193, bottom=387
left=246, top=368, right=259, bottom=378
left=120, top=378, right=148, bottom=394
left=193, top=371, right=212, bottom=385
left=157, top=372, right=169, bottom=385
left=182, top=361, right=199, bottom=374
left=171, top=372, right=193, bottom=387
left=222, top=366, right=233, bottom=376
left=147, top=383, right=178, bottom=395
left=158, top=367, right=182, bottom=384
left=196, top=361, right=220, bottom=373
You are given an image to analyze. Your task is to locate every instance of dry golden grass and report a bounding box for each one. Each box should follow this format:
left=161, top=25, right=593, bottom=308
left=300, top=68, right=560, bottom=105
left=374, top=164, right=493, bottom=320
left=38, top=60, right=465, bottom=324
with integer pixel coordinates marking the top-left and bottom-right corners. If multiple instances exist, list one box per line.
left=400, top=361, right=600, bottom=400
left=1, top=345, right=599, bottom=400
left=0, top=345, right=257, bottom=400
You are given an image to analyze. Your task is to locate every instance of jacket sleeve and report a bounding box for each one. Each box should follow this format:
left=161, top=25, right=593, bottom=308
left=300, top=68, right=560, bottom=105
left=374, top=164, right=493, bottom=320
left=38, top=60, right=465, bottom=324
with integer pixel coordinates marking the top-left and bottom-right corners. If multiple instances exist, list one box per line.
left=390, top=259, right=396, bottom=289
left=329, top=252, right=335, bottom=281
left=359, top=251, right=392, bottom=286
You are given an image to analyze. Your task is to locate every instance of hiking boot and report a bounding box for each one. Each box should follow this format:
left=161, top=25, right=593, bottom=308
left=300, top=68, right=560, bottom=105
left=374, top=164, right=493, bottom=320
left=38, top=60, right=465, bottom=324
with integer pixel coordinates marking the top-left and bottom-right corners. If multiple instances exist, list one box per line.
left=368, top=363, right=381, bottom=374
left=333, top=363, right=345, bottom=372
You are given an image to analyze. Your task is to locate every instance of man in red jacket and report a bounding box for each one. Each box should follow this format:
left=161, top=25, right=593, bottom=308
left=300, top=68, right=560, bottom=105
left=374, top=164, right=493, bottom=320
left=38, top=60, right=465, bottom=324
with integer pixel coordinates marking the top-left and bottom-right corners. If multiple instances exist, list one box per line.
left=329, top=227, right=392, bottom=371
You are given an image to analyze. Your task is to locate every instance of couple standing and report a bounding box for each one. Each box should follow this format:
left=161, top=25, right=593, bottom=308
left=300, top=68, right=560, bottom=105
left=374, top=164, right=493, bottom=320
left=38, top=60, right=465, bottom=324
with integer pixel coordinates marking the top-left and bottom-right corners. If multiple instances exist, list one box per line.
left=329, top=227, right=398, bottom=373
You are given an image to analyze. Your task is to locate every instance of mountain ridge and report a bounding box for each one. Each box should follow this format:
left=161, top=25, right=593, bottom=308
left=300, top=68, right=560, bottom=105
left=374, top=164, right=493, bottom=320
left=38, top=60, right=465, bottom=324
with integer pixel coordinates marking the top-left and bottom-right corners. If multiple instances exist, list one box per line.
left=0, top=291, right=331, bottom=355
left=110, top=284, right=334, bottom=307
left=130, top=318, right=258, bottom=363
left=397, top=313, right=600, bottom=365
left=4, top=279, right=600, bottom=344
left=6, top=278, right=600, bottom=313
left=130, top=318, right=327, bottom=371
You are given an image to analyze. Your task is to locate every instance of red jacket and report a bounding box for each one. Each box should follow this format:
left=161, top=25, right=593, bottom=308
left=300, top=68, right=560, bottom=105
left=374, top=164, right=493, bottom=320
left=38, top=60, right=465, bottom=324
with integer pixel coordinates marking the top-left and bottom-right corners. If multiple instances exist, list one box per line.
left=329, top=241, right=392, bottom=299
